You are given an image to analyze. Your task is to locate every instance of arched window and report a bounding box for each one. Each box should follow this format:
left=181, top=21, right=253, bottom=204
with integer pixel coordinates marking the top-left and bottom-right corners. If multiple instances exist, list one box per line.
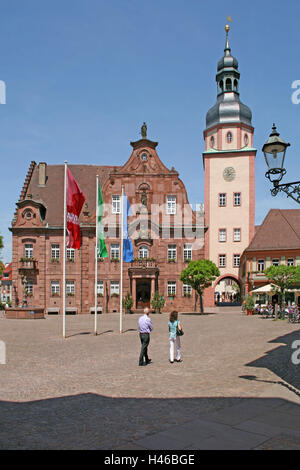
left=233, top=79, right=238, bottom=91
left=138, top=246, right=149, bottom=259
left=225, top=78, right=232, bottom=91
left=219, top=80, right=223, bottom=92
left=244, top=133, right=249, bottom=146
left=210, top=136, right=215, bottom=148
left=227, top=131, right=233, bottom=143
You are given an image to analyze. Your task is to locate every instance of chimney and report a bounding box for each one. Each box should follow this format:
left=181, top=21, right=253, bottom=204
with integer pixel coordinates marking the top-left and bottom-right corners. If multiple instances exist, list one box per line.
left=38, top=162, right=47, bottom=186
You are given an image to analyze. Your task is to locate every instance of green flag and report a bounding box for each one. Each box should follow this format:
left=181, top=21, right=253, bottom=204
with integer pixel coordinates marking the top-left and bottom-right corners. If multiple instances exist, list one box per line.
left=97, top=181, right=108, bottom=258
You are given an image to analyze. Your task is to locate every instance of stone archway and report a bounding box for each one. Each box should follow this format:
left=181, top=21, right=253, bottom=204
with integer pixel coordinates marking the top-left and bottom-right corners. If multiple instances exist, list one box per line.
left=214, top=275, right=241, bottom=306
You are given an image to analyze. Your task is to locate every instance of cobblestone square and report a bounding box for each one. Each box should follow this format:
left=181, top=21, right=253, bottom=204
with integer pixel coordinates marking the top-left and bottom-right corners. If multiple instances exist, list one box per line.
left=0, top=311, right=299, bottom=449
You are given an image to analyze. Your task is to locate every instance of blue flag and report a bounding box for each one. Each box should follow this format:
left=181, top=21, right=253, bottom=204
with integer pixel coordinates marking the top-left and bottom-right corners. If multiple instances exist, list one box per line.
left=123, top=194, right=133, bottom=262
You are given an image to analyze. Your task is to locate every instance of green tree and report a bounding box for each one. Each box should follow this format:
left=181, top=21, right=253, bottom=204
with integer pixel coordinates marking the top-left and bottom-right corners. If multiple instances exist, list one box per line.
left=180, top=259, right=220, bottom=314
left=264, top=265, right=300, bottom=317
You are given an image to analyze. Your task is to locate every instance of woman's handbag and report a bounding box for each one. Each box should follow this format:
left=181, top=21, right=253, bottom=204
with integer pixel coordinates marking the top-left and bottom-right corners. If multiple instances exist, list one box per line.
left=176, top=323, right=184, bottom=336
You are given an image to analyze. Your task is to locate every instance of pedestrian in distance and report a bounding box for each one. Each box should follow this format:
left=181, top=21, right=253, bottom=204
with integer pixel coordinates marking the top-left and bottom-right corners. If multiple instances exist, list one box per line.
left=138, top=307, right=153, bottom=366
left=168, top=310, right=183, bottom=364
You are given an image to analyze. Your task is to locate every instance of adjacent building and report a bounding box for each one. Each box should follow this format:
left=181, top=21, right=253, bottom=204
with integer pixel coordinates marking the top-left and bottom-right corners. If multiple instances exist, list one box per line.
left=239, top=209, right=300, bottom=303
left=0, top=263, right=12, bottom=304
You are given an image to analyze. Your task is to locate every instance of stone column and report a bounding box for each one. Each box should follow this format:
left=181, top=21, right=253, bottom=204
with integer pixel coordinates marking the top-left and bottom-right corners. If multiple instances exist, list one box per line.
left=151, top=278, right=155, bottom=299
left=132, top=278, right=136, bottom=310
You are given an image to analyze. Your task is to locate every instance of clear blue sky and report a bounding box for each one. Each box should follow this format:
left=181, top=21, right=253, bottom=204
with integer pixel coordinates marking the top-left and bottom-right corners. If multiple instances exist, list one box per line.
left=1, top=0, right=300, bottom=262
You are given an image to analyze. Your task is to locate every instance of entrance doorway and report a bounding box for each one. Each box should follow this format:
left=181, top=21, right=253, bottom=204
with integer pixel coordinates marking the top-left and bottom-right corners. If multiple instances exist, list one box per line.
left=215, top=277, right=241, bottom=306
left=136, top=279, right=151, bottom=309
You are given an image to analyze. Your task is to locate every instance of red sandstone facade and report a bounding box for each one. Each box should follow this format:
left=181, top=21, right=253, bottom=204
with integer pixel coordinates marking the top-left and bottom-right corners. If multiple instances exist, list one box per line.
left=10, top=137, right=205, bottom=314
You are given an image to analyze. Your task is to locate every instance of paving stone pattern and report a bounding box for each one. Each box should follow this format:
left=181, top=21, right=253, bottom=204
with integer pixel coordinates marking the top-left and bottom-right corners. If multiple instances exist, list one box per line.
left=0, top=311, right=299, bottom=449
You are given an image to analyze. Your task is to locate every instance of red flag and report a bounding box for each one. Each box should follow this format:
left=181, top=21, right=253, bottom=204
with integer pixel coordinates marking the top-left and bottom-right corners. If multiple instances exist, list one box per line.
left=66, top=168, right=85, bottom=249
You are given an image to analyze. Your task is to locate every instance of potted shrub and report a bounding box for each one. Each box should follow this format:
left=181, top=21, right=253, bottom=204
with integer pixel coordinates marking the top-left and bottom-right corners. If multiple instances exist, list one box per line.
left=151, top=291, right=165, bottom=314
left=123, top=292, right=133, bottom=314
left=245, top=296, right=255, bottom=315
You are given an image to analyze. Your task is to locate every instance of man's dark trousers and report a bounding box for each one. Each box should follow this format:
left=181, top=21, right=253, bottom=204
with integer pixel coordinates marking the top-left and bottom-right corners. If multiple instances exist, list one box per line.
left=139, top=333, right=150, bottom=365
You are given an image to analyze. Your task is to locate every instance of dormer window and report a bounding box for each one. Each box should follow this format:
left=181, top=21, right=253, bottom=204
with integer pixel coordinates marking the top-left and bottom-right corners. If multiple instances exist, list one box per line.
left=227, top=132, right=233, bottom=143
left=141, top=152, right=148, bottom=161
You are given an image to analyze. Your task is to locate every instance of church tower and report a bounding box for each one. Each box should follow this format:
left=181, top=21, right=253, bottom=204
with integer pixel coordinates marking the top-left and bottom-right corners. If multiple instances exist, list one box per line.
left=203, top=24, right=256, bottom=307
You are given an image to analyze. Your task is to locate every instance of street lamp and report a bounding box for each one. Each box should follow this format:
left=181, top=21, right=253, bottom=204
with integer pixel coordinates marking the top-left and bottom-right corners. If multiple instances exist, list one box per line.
left=263, top=124, right=300, bottom=204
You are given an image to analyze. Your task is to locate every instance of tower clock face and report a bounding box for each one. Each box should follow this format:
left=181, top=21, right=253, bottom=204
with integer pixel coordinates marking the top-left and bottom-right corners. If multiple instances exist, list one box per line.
left=223, top=166, right=236, bottom=181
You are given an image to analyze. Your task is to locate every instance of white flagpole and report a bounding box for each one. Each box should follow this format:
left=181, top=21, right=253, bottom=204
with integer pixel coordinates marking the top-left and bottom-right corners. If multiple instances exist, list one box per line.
left=63, top=161, right=67, bottom=338
left=94, top=175, right=99, bottom=335
left=120, top=185, right=124, bottom=333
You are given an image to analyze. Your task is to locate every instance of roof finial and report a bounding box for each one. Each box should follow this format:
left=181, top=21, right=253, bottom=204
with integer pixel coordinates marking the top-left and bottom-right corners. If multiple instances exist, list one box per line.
left=225, top=16, right=232, bottom=52
left=141, top=122, right=147, bottom=139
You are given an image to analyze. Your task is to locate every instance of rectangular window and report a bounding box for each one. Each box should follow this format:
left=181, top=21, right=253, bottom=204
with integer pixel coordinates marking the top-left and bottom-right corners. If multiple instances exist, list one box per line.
left=182, top=284, right=192, bottom=296
left=51, top=281, right=60, bottom=295
left=219, top=193, right=226, bottom=207
left=234, top=192, right=241, bottom=206
left=167, top=281, right=176, bottom=296
left=233, top=254, right=240, bottom=267
left=272, top=259, right=279, bottom=266
left=166, top=195, right=176, bottom=215
left=112, top=195, right=121, bottom=214
left=183, top=244, right=192, bottom=261
left=24, top=244, right=33, bottom=259
left=25, top=280, right=33, bottom=294
left=168, top=244, right=177, bottom=261
left=51, top=244, right=60, bottom=259
left=233, top=228, right=241, bottom=242
left=97, top=281, right=104, bottom=295
left=110, top=243, right=120, bottom=260
left=66, top=281, right=75, bottom=295
left=219, top=254, right=226, bottom=267
left=67, top=248, right=75, bottom=261
left=110, top=281, right=119, bottom=295
left=257, top=259, right=265, bottom=272
left=219, top=229, right=226, bottom=242
left=287, top=258, right=294, bottom=266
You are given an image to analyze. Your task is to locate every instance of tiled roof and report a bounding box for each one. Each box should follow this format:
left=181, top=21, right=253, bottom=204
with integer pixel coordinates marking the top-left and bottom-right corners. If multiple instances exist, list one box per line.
left=23, top=164, right=119, bottom=226
left=246, top=209, right=300, bottom=252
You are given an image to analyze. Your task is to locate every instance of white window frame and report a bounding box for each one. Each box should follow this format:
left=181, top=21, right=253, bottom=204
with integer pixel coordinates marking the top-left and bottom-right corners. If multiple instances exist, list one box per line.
left=182, top=284, right=192, bottom=296
left=257, top=259, right=265, bottom=272
left=112, top=195, right=121, bottom=214
left=183, top=244, right=192, bottom=261
left=110, top=243, right=120, bottom=260
left=138, top=246, right=149, bottom=259
left=234, top=192, right=241, bottom=206
left=110, top=281, right=119, bottom=295
left=167, top=281, right=176, bottom=296
left=51, top=281, right=60, bottom=295
left=219, top=254, right=226, bottom=268
left=219, top=193, right=226, bottom=207
left=51, top=244, right=60, bottom=259
left=67, top=248, right=75, bottom=261
left=168, top=244, right=177, bottom=261
left=233, top=254, right=240, bottom=267
left=97, top=281, right=104, bottom=295
left=66, top=281, right=75, bottom=295
left=233, top=228, right=241, bottom=242
left=24, top=244, right=33, bottom=259
left=166, top=195, right=176, bottom=215
left=219, top=229, right=226, bottom=242
left=25, top=280, right=33, bottom=294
